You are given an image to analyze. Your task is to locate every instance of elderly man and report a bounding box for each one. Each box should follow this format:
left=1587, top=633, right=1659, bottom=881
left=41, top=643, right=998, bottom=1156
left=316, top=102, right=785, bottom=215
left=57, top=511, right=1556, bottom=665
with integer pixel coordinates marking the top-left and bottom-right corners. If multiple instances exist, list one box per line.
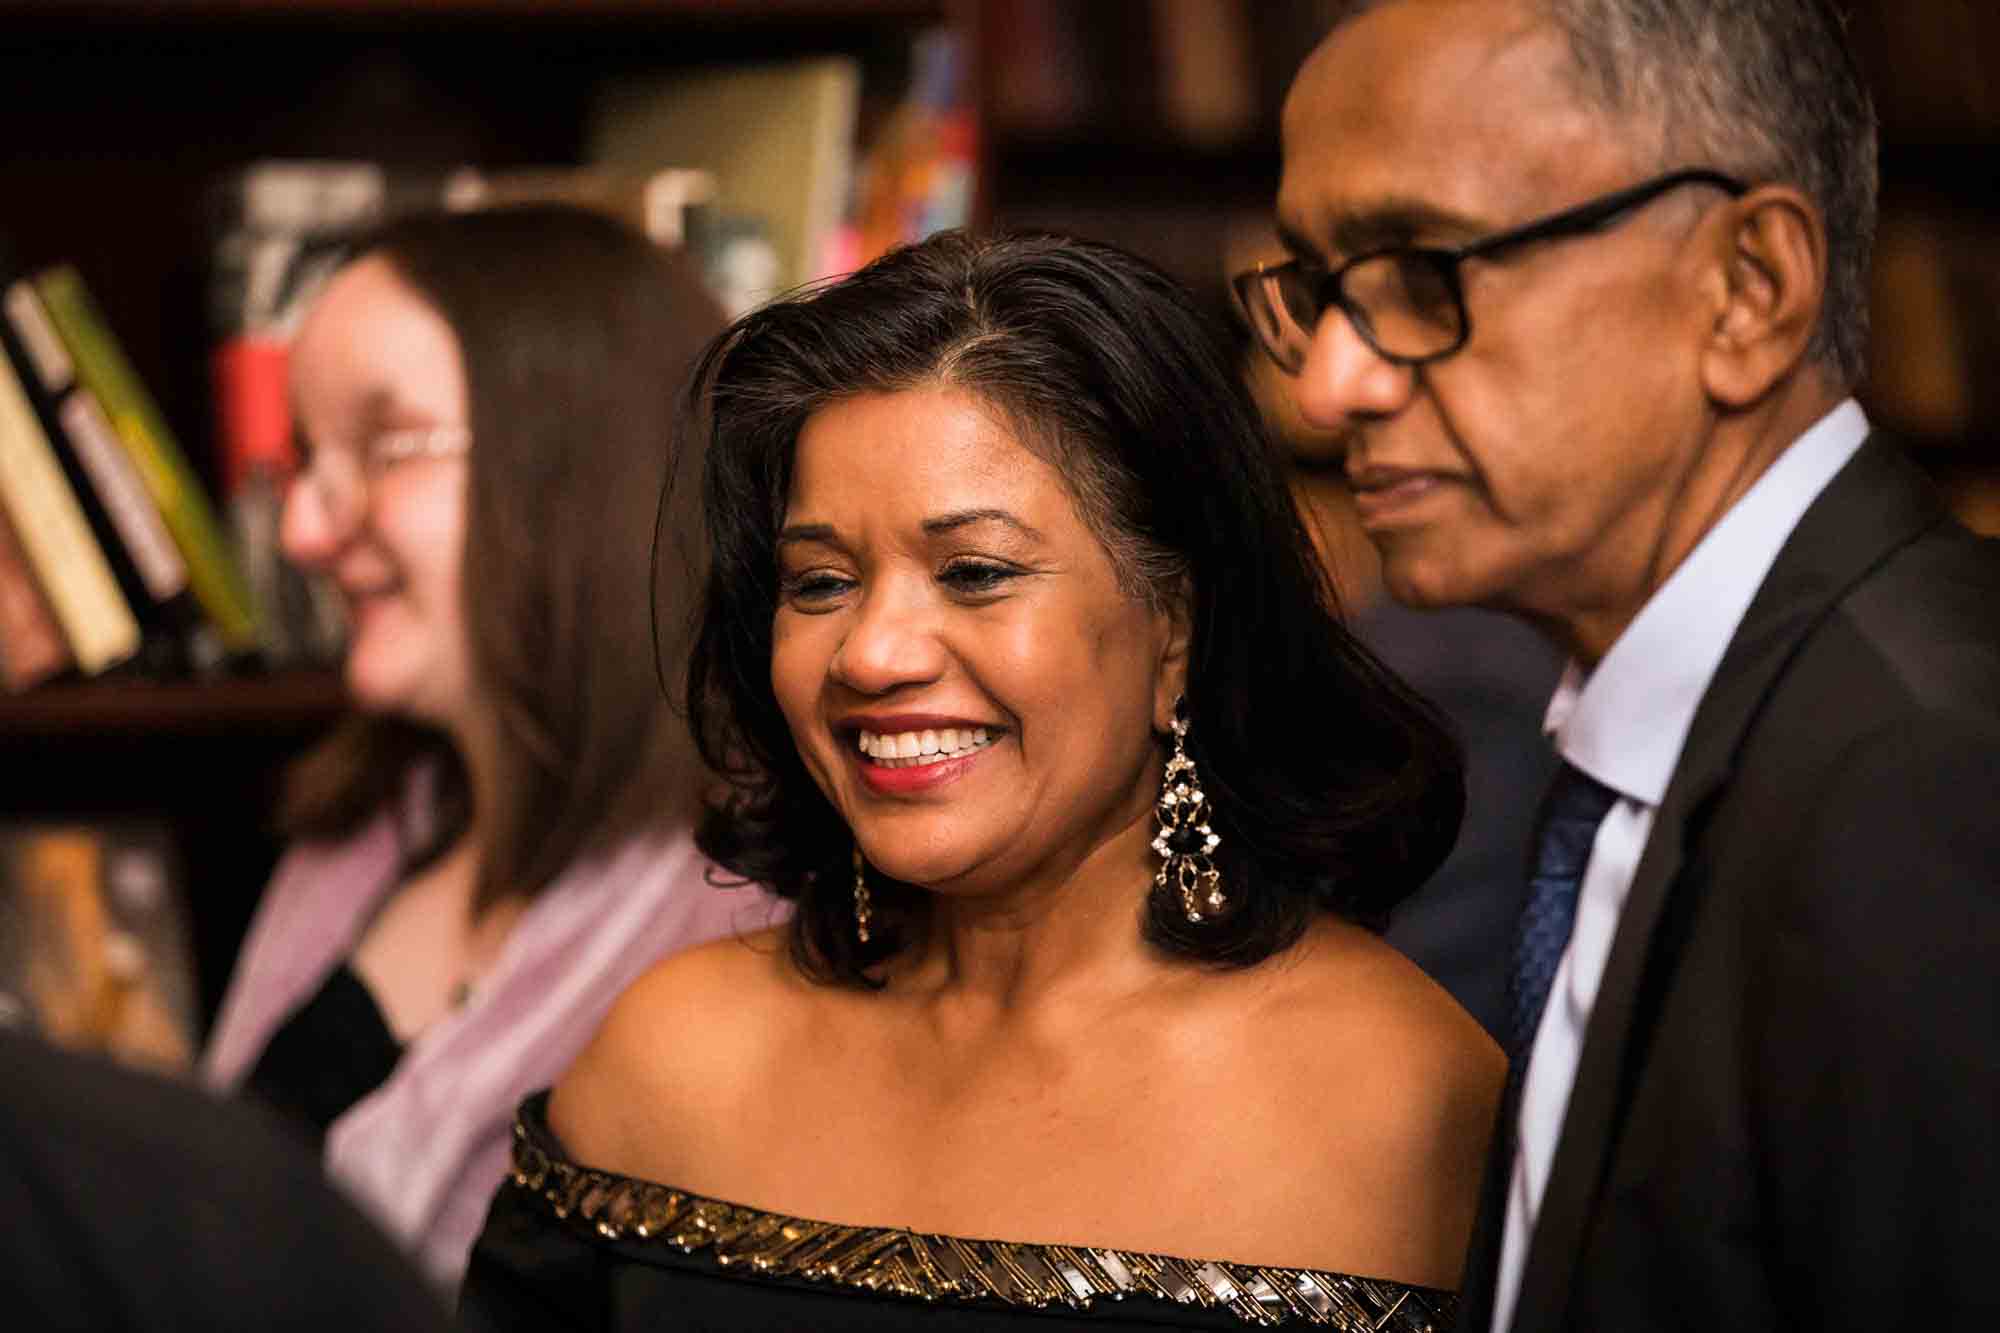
left=1247, top=1, right=2000, bottom=1329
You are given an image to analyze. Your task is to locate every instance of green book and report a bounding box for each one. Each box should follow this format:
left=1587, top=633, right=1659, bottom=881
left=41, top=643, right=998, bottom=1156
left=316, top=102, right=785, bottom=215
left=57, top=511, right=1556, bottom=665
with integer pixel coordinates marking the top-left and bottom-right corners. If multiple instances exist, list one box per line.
left=35, top=265, right=259, bottom=654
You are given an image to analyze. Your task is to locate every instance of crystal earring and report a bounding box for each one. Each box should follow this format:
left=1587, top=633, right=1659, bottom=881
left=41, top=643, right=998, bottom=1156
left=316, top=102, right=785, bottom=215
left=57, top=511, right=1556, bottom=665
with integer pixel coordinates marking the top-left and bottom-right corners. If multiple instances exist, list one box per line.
left=1152, top=707, right=1224, bottom=923
left=852, top=842, right=873, bottom=945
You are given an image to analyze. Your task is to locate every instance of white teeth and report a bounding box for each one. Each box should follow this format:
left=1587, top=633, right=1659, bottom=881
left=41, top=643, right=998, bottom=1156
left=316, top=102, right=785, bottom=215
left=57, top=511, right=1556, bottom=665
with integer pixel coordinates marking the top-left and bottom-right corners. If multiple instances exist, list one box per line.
left=856, top=725, right=1001, bottom=768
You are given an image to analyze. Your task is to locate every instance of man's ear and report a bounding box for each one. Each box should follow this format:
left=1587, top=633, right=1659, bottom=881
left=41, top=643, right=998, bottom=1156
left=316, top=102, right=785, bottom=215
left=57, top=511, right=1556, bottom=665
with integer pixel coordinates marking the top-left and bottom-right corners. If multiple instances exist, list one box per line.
left=1700, top=184, right=1827, bottom=408
left=1152, top=577, right=1194, bottom=734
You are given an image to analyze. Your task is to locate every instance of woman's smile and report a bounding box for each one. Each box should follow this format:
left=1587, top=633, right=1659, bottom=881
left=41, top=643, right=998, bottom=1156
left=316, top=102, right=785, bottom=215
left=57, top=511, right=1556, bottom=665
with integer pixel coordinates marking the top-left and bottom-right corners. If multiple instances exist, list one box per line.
left=848, top=720, right=1003, bottom=795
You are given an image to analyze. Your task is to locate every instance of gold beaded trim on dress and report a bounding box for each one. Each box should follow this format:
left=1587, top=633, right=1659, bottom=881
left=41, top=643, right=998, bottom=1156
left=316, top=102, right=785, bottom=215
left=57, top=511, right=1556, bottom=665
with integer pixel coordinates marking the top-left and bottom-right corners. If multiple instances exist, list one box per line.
left=507, top=1117, right=1457, bottom=1329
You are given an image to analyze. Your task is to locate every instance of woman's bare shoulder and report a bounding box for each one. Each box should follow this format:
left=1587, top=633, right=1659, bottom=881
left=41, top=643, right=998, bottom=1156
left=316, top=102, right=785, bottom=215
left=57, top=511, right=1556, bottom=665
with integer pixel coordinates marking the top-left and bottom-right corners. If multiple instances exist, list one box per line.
left=1260, top=917, right=1502, bottom=1136
left=548, top=925, right=803, bottom=1179
left=1280, top=917, right=1498, bottom=1063
left=1222, top=917, right=1505, bottom=1285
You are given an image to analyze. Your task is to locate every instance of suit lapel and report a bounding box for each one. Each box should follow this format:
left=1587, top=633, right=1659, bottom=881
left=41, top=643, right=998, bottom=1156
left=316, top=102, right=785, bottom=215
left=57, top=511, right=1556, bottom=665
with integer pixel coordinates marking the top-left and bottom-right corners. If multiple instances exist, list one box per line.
left=1502, top=437, right=1946, bottom=1330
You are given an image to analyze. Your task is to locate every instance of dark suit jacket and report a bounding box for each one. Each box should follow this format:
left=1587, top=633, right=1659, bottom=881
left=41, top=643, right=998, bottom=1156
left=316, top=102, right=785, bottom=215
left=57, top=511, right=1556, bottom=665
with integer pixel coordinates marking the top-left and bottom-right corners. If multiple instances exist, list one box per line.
left=1458, top=437, right=2000, bottom=1332
left=0, top=1032, right=451, bottom=1333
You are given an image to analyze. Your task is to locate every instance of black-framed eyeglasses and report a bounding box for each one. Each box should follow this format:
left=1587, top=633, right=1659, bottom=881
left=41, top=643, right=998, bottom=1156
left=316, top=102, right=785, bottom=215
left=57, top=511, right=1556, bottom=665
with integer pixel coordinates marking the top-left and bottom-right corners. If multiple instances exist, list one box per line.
left=1233, top=168, right=1749, bottom=374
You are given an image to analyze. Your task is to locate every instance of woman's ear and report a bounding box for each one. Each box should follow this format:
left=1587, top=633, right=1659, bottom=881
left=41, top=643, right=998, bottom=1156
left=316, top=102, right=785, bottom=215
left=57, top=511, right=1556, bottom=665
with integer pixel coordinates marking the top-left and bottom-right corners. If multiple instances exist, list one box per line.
left=1699, top=184, right=1828, bottom=408
left=1152, top=577, right=1193, bottom=733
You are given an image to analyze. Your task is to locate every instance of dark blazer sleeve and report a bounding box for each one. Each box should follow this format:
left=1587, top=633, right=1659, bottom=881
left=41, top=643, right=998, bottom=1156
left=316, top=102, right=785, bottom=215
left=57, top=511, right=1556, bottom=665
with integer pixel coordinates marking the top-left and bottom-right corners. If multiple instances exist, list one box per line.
left=1756, top=713, right=2000, bottom=1330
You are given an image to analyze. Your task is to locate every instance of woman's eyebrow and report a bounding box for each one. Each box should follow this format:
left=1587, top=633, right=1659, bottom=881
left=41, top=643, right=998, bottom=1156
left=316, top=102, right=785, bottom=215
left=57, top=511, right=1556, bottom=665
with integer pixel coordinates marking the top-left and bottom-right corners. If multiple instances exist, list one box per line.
left=921, top=508, right=1044, bottom=541
left=776, top=522, right=839, bottom=547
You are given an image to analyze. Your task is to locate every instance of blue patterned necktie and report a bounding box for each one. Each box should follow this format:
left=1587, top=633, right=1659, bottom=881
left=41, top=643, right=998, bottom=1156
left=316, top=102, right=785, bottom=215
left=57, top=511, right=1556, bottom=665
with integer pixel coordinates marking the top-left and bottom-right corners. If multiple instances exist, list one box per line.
left=1505, top=760, right=1622, bottom=1077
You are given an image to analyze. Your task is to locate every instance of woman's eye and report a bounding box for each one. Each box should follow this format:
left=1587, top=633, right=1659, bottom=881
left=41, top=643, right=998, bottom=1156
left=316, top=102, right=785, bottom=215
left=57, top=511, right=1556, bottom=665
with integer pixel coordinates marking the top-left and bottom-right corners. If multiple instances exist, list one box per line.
left=939, top=560, right=1020, bottom=595
left=779, top=571, right=853, bottom=607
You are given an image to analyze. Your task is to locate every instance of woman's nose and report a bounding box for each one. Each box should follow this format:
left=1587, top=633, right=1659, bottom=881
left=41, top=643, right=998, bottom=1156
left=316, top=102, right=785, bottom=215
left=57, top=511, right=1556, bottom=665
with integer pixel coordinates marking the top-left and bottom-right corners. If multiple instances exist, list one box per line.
left=278, top=471, right=344, bottom=570
left=827, top=581, right=946, bottom=696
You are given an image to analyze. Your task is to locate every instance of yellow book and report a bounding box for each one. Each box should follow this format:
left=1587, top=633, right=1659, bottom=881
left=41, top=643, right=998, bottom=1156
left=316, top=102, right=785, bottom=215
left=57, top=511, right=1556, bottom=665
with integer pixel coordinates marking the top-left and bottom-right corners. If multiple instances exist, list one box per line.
left=35, top=266, right=259, bottom=654
left=0, top=348, right=138, bottom=674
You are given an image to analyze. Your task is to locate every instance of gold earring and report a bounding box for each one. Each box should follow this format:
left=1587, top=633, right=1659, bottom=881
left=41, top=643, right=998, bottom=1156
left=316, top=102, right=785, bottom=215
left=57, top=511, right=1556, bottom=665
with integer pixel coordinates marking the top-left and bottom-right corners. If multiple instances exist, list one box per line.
left=1152, top=709, right=1224, bottom=923
left=852, top=842, right=873, bottom=944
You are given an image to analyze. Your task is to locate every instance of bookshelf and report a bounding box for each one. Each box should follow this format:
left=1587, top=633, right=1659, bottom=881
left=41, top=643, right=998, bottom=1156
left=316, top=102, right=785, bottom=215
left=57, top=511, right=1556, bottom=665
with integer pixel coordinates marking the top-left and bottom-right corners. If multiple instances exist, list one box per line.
left=0, top=0, right=971, bottom=1032
left=0, top=670, right=345, bottom=736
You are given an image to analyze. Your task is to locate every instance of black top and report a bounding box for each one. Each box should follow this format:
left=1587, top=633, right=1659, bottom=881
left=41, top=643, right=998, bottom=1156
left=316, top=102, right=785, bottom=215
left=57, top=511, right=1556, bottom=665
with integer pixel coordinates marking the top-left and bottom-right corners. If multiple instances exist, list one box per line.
left=245, top=962, right=403, bottom=1147
left=0, top=1031, right=450, bottom=1332
left=460, top=1094, right=1459, bottom=1332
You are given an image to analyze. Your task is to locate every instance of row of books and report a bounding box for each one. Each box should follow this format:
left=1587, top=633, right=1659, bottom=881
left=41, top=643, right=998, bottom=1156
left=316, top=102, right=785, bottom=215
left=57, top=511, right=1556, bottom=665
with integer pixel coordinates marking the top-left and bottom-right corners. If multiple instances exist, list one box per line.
left=0, top=256, right=255, bottom=692
left=986, top=0, right=1336, bottom=147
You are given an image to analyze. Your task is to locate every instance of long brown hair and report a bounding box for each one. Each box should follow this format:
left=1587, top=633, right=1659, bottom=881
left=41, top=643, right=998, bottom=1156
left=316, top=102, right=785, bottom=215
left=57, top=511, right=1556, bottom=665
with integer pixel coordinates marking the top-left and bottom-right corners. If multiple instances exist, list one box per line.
left=283, top=205, right=725, bottom=914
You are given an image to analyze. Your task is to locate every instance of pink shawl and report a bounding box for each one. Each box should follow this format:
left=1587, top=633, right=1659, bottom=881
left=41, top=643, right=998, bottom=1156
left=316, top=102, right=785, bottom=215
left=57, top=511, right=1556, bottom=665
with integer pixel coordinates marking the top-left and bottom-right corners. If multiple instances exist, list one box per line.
left=202, top=799, right=780, bottom=1288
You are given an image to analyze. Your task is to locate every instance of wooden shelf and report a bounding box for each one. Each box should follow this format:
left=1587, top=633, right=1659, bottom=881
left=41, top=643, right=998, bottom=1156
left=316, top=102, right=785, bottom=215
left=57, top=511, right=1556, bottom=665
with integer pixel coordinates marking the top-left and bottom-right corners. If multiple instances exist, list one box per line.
left=0, top=671, right=348, bottom=737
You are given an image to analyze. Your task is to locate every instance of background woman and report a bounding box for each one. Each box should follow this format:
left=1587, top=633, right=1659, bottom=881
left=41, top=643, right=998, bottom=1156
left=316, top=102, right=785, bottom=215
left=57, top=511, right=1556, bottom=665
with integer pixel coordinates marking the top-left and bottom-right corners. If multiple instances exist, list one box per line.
left=465, top=230, right=1502, bottom=1329
left=202, top=205, right=769, bottom=1288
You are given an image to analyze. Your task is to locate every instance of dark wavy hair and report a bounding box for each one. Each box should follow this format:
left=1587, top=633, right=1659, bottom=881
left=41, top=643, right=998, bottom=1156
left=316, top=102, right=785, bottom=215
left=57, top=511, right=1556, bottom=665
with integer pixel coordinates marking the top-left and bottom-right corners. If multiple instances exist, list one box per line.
left=683, top=229, right=1463, bottom=984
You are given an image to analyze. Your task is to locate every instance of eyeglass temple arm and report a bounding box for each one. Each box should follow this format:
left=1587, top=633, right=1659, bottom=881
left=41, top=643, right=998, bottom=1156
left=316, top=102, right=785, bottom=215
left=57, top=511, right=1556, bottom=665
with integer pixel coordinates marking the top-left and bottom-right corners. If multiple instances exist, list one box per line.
left=1456, top=169, right=1750, bottom=262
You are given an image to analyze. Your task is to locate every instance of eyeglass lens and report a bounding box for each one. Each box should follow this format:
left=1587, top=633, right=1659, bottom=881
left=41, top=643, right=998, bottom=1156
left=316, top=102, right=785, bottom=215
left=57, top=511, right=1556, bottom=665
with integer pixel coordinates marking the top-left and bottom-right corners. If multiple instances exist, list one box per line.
left=296, top=446, right=364, bottom=529
left=292, top=427, right=468, bottom=529
left=1249, top=254, right=1466, bottom=370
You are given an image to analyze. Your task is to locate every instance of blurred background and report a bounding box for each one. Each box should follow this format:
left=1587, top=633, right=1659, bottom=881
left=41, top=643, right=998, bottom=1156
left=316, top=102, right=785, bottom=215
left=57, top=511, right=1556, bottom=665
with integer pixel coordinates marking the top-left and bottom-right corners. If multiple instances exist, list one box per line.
left=0, top=0, right=1991, bottom=1058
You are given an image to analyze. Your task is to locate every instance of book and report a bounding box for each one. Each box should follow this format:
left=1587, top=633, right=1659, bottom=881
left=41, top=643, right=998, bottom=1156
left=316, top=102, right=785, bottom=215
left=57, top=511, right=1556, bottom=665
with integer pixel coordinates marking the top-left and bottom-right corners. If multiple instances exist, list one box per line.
left=1150, top=0, right=1256, bottom=147
left=587, top=55, right=862, bottom=297
left=984, top=0, right=1093, bottom=137
left=35, top=264, right=261, bottom=656
left=844, top=29, right=977, bottom=272
left=442, top=164, right=718, bottom=249
left=0, top=500, right=70, bottom=691
left=0, top=332, right=140, bottom=675
left=207, top=160, right=383, bottom=668
left=0, top=267, right=210, bottom=675
left=0, top=821, right=197, bottom=1072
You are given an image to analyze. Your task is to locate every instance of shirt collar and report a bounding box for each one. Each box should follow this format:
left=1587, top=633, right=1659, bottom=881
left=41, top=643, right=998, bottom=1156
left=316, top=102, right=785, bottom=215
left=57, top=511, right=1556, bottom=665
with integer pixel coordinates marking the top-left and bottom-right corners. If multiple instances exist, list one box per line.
left=1546, top=399, right=1870, bottom=804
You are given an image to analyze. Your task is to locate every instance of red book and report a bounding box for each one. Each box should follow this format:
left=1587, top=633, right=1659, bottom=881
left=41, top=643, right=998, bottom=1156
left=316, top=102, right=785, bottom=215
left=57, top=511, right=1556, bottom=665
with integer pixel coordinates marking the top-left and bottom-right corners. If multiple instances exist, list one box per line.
left=0, top=499, right=71, bottom=691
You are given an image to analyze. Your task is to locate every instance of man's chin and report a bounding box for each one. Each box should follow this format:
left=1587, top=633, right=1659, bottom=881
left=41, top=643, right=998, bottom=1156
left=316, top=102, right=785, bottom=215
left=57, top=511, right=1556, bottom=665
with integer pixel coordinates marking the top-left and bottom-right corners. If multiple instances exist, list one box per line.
left=1376, top=550, right=1484, bottom=611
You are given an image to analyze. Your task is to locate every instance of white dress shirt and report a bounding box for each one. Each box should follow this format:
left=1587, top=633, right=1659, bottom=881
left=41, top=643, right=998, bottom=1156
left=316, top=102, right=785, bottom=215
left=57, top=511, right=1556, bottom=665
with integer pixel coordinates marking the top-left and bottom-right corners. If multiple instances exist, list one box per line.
left=1490, top=400, right=1870, bottom=1333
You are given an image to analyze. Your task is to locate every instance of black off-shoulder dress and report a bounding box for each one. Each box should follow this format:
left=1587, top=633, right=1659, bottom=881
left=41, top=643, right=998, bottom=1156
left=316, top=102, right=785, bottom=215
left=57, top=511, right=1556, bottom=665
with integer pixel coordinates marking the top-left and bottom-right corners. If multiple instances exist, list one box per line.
left=460, top=1095, right=1458, bottom=1331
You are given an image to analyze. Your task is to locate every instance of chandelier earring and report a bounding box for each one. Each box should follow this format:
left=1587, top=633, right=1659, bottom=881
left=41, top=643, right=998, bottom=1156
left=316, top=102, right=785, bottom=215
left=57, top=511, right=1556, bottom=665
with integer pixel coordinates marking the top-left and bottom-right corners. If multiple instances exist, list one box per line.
left=851, top=842, right=873, bottom=945
left=1151, top=703, right=1225, bottom=923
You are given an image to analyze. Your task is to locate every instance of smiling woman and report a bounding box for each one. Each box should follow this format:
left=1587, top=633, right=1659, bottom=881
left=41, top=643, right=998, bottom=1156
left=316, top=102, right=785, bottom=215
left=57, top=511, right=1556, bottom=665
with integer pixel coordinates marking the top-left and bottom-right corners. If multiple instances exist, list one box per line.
left=461, top=230, right=1504, bottom=1332
left=199, top=206, right=771, bottom=1291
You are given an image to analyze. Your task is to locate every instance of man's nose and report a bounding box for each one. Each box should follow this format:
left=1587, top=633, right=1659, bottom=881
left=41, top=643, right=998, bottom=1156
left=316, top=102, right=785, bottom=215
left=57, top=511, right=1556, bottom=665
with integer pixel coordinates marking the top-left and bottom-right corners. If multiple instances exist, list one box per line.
left=1287, top=306, right=1418, bottom=431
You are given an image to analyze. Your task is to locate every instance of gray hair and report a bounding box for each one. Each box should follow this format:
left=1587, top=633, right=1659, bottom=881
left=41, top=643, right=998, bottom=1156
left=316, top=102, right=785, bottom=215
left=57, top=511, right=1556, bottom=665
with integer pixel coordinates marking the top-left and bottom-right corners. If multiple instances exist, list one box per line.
left=1340, top=0, right=1879, bottom=383
left=1532, top=0, right=1879, bottom=384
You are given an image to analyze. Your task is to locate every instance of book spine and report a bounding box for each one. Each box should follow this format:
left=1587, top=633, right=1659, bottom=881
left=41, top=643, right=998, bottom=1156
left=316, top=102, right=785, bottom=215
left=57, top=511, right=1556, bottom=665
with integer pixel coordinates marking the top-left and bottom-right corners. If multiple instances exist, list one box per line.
left=0, top=346, right=140, bottom=673
left=2, top=280, right=191, bottom=605
left=0, top=499, right=71, bottom=690
left=34, top=265, right=261, bottom=654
